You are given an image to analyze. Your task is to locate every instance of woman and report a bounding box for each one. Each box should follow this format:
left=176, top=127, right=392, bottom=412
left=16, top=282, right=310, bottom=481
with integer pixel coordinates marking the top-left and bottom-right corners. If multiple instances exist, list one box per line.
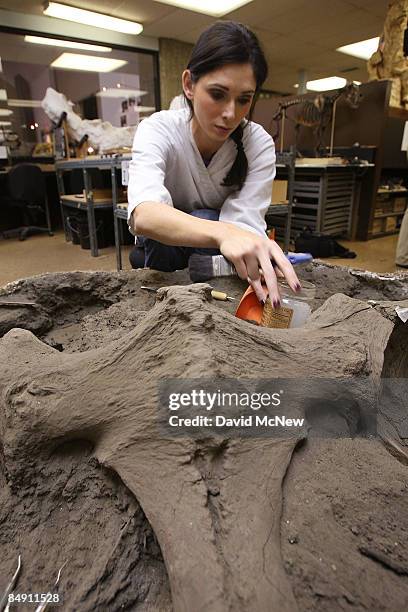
left=127, top=21, right=301, bottom=306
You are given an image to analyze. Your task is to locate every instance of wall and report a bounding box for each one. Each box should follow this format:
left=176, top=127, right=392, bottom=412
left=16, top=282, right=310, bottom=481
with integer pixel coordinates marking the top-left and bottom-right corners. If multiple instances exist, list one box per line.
left=252, top=81, right=390, bottom=153
left=159, top=38, right=193, bottom=110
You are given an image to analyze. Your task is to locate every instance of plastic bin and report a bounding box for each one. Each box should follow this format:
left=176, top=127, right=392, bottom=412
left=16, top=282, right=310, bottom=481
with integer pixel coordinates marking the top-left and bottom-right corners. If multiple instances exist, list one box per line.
left=65, top=209, right=114, bottom=249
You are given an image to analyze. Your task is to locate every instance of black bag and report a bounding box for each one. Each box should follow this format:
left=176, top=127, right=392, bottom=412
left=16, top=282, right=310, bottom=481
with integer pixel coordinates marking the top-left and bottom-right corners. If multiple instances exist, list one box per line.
left=295, top=228, right=356, bottom=259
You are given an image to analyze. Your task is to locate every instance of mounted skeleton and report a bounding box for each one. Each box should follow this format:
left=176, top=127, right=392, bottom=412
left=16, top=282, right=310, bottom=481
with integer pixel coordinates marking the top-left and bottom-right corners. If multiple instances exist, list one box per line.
left=272, top=82, right=362, bottom=154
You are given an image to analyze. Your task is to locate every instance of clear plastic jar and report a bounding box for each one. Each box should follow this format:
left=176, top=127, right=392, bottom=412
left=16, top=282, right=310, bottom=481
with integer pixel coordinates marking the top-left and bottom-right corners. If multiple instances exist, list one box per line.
left=261, top=279, right=316, bottom=329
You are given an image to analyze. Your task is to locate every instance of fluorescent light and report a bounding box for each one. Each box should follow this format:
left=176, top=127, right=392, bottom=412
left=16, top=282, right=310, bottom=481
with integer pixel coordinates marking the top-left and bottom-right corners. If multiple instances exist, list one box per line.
left=152, top=0, right=253, bottom=17
left=337, top=37, right=379, bottom=61
left=133, top=106, right=156, bottom=113
left=0, top=121, right=12, bottom=126
left=24, top=35, right=112, bottom=53
left=51, top=53, right=127, bottom=72
left=8, top=99, right=42, bottom=108
left=353, top=80, right=362, bottom=85
left=0, top=89, right=7, bottom=101
left=43, top=2, right=143, bottom=35
left=0, top=109, right=13, bottom=116
left=96, top=88, right=147, bottom=98
left=306, top=77, right=347, bottom=91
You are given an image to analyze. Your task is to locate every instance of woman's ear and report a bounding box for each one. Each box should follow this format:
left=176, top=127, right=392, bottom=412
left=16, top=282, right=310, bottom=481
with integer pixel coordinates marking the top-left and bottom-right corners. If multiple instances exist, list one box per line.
left=182, top=70, right=194, bottom=101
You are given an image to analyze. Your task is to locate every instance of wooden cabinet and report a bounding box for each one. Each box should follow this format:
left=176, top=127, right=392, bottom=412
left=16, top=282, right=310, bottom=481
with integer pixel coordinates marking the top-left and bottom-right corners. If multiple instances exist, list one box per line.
left=370, top=189, right=407, bottom=237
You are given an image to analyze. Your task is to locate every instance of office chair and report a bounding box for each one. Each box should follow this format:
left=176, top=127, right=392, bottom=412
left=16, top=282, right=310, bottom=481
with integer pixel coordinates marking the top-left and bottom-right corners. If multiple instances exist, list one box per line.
left=3, top=164, right=53, bottom=241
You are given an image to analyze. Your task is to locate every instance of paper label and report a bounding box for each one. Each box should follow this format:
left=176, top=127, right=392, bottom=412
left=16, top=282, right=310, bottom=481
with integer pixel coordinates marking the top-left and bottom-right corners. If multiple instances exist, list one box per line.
left=261, top=302, right=293, bottom=329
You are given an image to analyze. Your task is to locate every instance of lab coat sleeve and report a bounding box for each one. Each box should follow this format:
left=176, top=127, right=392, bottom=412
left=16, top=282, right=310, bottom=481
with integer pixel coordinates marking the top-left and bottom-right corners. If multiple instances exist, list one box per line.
left=127, top=113, right=174, bottom=235
left=218, top=125, right=276, bottom=237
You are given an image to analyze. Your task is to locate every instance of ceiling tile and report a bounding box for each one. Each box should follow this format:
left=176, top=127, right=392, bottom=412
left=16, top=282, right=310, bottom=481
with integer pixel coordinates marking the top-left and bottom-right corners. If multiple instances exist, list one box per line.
left=222, top=0, right=300, bottom=27
left=0, top=0, right=390, bottom=95
left=144, top=11, right=214, bottom=39
left=341, top=0, right=389, bottom=20
left=260, top=0, right=359, bottom=34
left=109, top=0, right=176, bottom=23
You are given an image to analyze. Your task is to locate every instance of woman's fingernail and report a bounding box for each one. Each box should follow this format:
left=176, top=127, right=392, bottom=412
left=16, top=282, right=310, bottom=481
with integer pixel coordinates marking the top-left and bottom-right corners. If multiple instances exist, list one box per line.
left=260, top=298, right=265, bottom=305
left=295, top=283, right=302, bottom=292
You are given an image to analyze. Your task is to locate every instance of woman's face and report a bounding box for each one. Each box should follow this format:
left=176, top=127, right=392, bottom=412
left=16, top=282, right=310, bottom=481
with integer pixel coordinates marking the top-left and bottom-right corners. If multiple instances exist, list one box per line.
left=182, top=63, right=257, bottom=152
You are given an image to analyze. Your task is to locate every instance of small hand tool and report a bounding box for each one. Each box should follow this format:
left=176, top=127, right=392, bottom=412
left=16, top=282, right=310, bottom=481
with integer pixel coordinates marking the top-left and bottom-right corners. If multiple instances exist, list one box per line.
left=0, top=300, right=37, bottom=307
left=140, top=286, right=235, bottom=302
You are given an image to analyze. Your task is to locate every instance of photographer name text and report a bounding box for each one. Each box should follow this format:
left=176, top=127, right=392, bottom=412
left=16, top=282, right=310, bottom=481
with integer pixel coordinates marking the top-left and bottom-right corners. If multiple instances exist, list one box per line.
left=168, top=415, right=304, bottom=428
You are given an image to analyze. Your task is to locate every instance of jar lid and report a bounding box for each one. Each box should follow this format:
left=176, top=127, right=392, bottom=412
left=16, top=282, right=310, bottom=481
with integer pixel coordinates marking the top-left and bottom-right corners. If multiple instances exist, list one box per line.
left=278, top=279, right=316, bottom=301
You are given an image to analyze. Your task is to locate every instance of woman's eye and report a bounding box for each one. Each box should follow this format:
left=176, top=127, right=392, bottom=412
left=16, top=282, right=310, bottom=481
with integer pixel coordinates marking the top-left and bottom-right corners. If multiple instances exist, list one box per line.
left=210, top=90, right=224, bottom=100
left=238, top=98, right=251, bottom=105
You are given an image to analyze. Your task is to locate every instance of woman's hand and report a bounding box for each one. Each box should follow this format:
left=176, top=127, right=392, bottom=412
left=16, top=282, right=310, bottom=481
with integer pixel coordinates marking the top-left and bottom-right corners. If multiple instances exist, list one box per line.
left=216, top=223, right=301, bottom=306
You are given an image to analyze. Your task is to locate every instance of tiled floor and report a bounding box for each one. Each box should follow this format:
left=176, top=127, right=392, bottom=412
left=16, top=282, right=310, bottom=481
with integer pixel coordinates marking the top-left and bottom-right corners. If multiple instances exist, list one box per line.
left=0, top=230, right=406, bottom=288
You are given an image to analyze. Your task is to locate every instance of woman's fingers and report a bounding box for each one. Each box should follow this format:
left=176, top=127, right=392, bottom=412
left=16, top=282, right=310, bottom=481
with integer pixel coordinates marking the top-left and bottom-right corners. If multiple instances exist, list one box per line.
left=233, top=257, right=250, bottom=282
left=249, top=276, right=268, bottom=303
left=244, top=254, right=267, bottom=303
left=268, top=243, right=301, bottom=293
left=258, top=253, right=281, bottom=306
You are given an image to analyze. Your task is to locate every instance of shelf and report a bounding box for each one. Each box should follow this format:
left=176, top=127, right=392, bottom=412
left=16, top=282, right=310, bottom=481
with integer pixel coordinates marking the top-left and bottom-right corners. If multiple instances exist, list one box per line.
left=374, top=210, right=406, bottom=219
left=388, top=106, right=408, bottom=120
left=61, top=195, right=113, bottom=210
left=56, top=154, right=131, bottom=171
left=377, top=189, right=408, bottom=195
left=369, top=229, right=400, bottom=239
left=266, top=203, right=289, bottom=215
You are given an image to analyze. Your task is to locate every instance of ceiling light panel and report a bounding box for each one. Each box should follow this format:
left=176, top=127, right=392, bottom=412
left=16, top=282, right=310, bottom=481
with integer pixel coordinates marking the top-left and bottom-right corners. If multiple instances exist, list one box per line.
left=306, top=77, right=347, bottom=91
left=96, top=88, right=148, bottom=98
left=152, top=0, right=253, bottom=18
left=337, top=37, right=379, bottom=61
left=7, top=99, right=42, bottom=108
left=43, top=2, right=143, bottom=35
left=133, top=106, right=156, bottom=113
left=0, top=109, right=13, bottom=116
left=25, top=35, right=112, bottom=53
left=51, top=53, right=127, bottom=72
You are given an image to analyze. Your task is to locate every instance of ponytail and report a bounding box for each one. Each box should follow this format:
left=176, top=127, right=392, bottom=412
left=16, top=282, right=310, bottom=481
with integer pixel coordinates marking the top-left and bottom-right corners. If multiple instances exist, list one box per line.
left=222, top=124, right=248, bottom=191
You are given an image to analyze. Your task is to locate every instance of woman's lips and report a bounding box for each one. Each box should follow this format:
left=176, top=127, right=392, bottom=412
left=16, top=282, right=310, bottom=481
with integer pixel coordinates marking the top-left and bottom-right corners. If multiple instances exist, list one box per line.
left=214, top=125, right=231, bottom=134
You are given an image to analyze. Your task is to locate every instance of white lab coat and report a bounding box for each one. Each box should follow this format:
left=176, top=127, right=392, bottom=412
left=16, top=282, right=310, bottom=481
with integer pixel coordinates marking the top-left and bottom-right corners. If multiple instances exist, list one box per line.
left=127, top=108, right=276, bottom=237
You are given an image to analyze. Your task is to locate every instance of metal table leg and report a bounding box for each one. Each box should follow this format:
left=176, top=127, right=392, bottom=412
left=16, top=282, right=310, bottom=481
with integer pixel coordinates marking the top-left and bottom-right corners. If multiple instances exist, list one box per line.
left=56, top=169, right=69, bottom=242
left=83, top=168, right=98, bottom=257
left=111, top=165, right=122, bottom=271
left=283, top=147, right=295, bottom=253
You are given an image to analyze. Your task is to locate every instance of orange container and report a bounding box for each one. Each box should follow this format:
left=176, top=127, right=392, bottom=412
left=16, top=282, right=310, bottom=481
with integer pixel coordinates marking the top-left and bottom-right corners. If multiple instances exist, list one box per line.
left=235, top=285, right=267, bottom=324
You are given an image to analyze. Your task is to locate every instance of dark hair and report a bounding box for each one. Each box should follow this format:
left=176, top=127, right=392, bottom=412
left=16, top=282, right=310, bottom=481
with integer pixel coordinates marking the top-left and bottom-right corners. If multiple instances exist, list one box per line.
left=184, top=21, right=268, bottom=191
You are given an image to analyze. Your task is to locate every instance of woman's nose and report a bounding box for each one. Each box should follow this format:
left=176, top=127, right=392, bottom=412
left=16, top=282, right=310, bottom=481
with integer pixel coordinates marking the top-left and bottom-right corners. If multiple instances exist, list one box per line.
left=222, top=101, right=235, bottom=120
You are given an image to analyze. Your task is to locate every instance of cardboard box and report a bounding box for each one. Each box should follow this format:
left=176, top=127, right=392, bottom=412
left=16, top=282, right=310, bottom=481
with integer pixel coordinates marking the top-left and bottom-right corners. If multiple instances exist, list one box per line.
left=385, top=216, right=397, bottom=232
left=81, top=188, right=127, bottom=203
left=372, top=218, right=384, bottom=234
left=382, top=200, right=394, bottom=213
left=394, top=196, right=407, bottom=213
left=271, top=180, right=288, bottom=204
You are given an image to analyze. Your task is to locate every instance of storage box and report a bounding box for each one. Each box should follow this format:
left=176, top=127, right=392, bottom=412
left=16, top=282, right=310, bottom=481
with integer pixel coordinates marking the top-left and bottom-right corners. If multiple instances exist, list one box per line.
left=81, top=188, right=127, bottom=202
left=375, top=192, right=391, bottom=214
left=385, top=216, right=397, bottom=232
left=271, top=180, right=288, bottom=204
left=372, top=218, right=384, bottom=234
left=382, top=200, right=394, bottom=213
left=394, top=196, right=407, bottom=213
